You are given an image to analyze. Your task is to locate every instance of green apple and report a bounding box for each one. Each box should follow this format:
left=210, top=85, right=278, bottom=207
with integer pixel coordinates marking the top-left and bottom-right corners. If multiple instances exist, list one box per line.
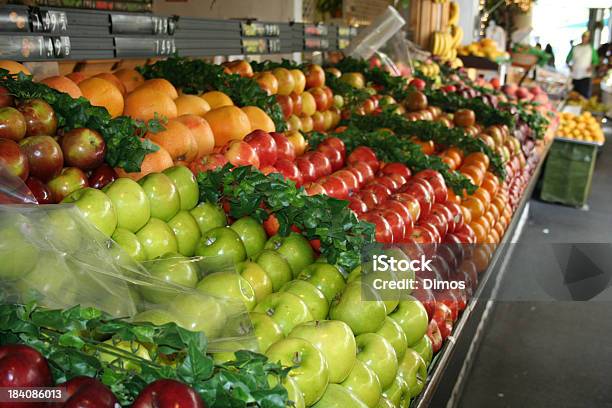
left=99, top=340, right=150, bottom=372
left=168, top=293, right=226, bottom=339
left=138, top=172, right=181, bottom=222
left=346, top=265, right=362, bottom=283
left=376, top=396, right=395, bottom=408
left=381, top=374, right=407, bottom=407
left=163, top=165, right=199, bottom=210
left=167, top=210, right=201, bottom=257
left=266, top=337, right=329, bottom=406
left=253, top=249, right=292, bottom=291
left=329, top=281, right=386, bottom=335
left=230, top=216, right=267, bottom=258
left=355, top=333, right=398, bottom=390
left=249, top=311, right=284, bottom=353
left=289, top=320, right=356, bottom=384
left=297, top=263, right=346, bottom=304
left=141, top=252, right=199, bottom=303
left=46, top=208, right=81, bottom=253
left=136, top=218, right=178, bottom=260
left=212, top=352, right=235, bottom=364
left=112, top=227, right=146, bottom=262
left=15, top=255, right=77, bottom=308
left=341, top=359, right=381, bottom=408
left=283, top=375, right=305, bottom=408
left=410, top=335, right=433, bottom=367
left=190, top=201, right=227, bottom=234
left=388, top=296, right=429, bottom=347
left=397, top=348, right=427, bottom=398
left=197, top=271, right=256, bottom=311
left=195, top=227, right=246, bottom=273
left=281, top=280, right=328, bottom=321
left=254, top=292, right=313, bottom=336
left=359, top=263, right=401, bottom=314
left=376, top=317, right=408, bottom=361
left=238, top=261, right=272, bottom=302
left=265, top=232, right=314, bottom=276
left=132, top=308, right=177, bottom=326
left=0, top=222, right=39, bottom=280
left=62, top=187, right=117, bottom=236
left=103, top=178, right=150, bottom=232
left=311, top=384, right=368, bottom=408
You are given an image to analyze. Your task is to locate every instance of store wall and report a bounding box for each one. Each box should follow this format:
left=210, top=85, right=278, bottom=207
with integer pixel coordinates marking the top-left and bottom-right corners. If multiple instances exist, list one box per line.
left=154, top=0, right=302, bottom=21
left=456, top=0, right=479, bottom=44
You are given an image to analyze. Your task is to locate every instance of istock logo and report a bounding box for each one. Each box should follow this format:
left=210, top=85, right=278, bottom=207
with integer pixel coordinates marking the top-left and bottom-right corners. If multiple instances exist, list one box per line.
left=372, top=254, right=433, bottom=272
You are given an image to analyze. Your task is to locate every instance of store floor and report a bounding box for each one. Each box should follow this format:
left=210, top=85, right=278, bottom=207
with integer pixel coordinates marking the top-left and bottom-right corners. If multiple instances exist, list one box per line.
left=458, top=127, right=612, bottom=408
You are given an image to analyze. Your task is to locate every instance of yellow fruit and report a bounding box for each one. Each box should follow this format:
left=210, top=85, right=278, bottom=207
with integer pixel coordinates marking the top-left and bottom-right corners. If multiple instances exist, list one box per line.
left=201, top=91, right=233, bottom=109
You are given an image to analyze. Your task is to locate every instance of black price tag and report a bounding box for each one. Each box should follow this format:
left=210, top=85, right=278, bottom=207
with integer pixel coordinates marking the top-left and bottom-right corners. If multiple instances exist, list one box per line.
left=0, top=9, right=30, bottom=32
left=52, top=36, right=70, bottom=58
left=242, top=38, right=267, bottom=54
left=0, top=35, right=54, bottom=59
left=115, top=37, right=176, bottom=57
left=40, top=10, right=68, bottom=34
left=111, top=14, right=174, bottom=35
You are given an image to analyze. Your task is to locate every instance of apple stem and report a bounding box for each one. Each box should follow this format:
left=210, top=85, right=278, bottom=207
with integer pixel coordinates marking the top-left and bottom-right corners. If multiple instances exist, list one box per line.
left=292, top=351, right=301, bottom=365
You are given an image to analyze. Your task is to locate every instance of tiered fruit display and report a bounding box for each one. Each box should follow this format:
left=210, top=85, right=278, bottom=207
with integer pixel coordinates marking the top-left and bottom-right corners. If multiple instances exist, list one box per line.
left=430, top=2, right=463, bottom=68
left=458, top=38, right=510, bottom=61
left=557, top=111, right=605, bottom=144
left=0, top=51, right=555, bottom=408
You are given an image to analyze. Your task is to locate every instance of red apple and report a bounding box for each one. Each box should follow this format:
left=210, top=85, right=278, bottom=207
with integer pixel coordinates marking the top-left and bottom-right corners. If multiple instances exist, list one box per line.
left=189, top=153, right=228, bottom=174
left=0, top=107, right=27, bottom=141
left=415, top=169, right=448, bottom=203
left=380, top=162, right=411, bottom=181
left=17, top=99, right=57, bottom=137
left=455, top=224, right=476, bottom=244
left=304, top=64, right=325, bottom=89
left=348, top=146, right=379, bottom=172
left=400, top=181, right=433, bottom=217
left=433, top=302, right=453, bottom=340
left=61, top=127, right=106, bottom=170
left=0, top=344, right=53, bottom=408
left=271, top=132, right=295, bottom=162
left=431, top=203, right=454, bottom=232
left=435, top=290, right=459, bottom=322
left=244, top=129, right=278, bottom=167
left=349, top=161, right=375, bottom=183
left=361, top=212, right=393, bottom=243
left=89, top=164, right=118, bottom=190
left=222, top=140, right=260, bottom=168
left=427, top=319, right=444, bottom=353
left=321, top=175, right=349, bottom=199
left=332, top=169, right=359, bottom=192
left=303, top=182, right=327, bottom=196
left=317, top=144, right=343, bottom=171
left=362, top=182, right=392, bottom=202
left=319, top=137, right=346, bottom=161
left=306, top=151, right=332, bottom=179
left=375, top=209, right=405, bottom=242
left=322, top=86, right=334, bottom=110
left=132, top=379, right=205, bottom=408
left=419, top=221, right=442, bottom=244
left=290, top=92, right=303, bottom=116
left=408, top=225, right=434, bottom=244
left=0, top=86, right=13, bottom=107
left=348, top=195, right=368, bottom=215
left=47, top=167, right=89, bottom=203
left=19, top=135, right=63, bottom=182
left=275, top=158, right=302, bottom=186
left=444, top=202, right=464, bottom=232
left=412, top=276, right=436, bottom=320
left=296, top=156, right=317, bottom=183
left=386, top=199, right=414, bottom=229
left=391, top=192, right=421, bottom=222
left=0, top=138, right=29, bottom=180
left=52, top=376, right=117, bottom=408
left=359, top=190, right=380, bottom=210
left=25, top=177, right=53, bottom=204
left=410, top=78, right=426, bottom=91
left=276, top=94, right=294, bottom=119
left=309, top=87, right=329, bottom=112
left=374, top=175, right=401, bottom=193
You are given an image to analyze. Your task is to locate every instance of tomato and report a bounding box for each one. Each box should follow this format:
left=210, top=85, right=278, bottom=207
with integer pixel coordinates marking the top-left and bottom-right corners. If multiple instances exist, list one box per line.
left=362, top=182, right=392, bottom=203
left=348, top=196, right=368, bottom=215
left=391, top=193, right=421, bottom=222
left=317, top=144, right=344, bottom=171
left=375, top=176, right=401, bottom=193
left=321, top=175, right=349, bottom=199
left=361, top=212, right=393, bottom=243
left=380, top=162, right=412, bottom=180
left=348, top=146, right=380, bottom=172
left=333, top=169, right=359, bottom=193
left=307, top=151, right=333, bottom=179
left=263, top=213, right=280, bottom=236
left=295, top=156, right=317, bottom=183
left=400, top=181, right=433, bottom=217
left=386, top=199, right=414, bottom=229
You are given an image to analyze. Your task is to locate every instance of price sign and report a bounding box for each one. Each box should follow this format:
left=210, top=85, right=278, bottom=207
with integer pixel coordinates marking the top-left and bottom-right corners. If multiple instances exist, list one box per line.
left=114, top=37, right=176, bottom=57
left=39, top=10, right=68, bottom=34
left=241, top=22, right=279, bottom=37
left=52, top=36, right=71, bottom=58
left=304, top=24, right=328, bottom=37
left=0, top=9, right=30, bottom=32
left=242, top=38, right=267, bottom=54
left=0, top=35, right=54, bottom=59
left=304, top=37, right=329, bottom=51
left=268, top=38, right=281, bottom=53
left=338, top=26, right=351, bottom=37
left=111, top=14, right=176, bottom=35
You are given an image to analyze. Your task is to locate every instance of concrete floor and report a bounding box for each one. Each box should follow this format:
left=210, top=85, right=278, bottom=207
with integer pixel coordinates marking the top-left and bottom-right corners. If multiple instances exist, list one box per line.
left=458, top=126, right=612, bottom=408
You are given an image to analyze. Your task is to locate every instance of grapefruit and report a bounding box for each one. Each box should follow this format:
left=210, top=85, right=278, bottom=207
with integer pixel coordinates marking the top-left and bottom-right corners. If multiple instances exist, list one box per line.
left=136, top=78, right=178, bottom=99
left=94, top=73, right=126, bottom=95
left=40, top=76, right=83, bottom=98
left=174, top=95, right=211, bottom=117
left=176, top=114, right=215, bottom=158
left=203, top=106, right=251, bottom=146
left=241, top=106, right=275, bottom=133
left=66, top=72, right=87, bottom=84
left=78, top=77, right=124, bottom=118
left=200, top=91, right=233, bottom=109
left=146, top=119, right=198, bottom=165
left=114, top=68, right=145, bottom=93
left=0, top=60, right=30, bottom=75
left=123, top=88, right=177, bottom=122
left=115, top=141, right=173, bottom=180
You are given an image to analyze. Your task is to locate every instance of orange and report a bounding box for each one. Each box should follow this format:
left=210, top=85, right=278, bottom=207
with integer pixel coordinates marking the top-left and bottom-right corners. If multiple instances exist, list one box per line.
left=460, top=204, right=472, bottom=225
left=487, top=204, right=500, bottom=223
left=461, top=164, right=484, bottom=186
left=123, top=88, right=177, bottom=122
left=94, top=73, right=126, bottom=95
left=472, top=216, right=491, bottom=234
left=491, top=195, right=506, bottom=214
left=146, top=119, right=198, bottom=165
left=0, top=60, right=30, bottom=75
left=494, top=221, right=505, bottom=238
left=469, top=221, right=487, bottom=244
left=114, top=68, right=144, bottom=93
left=413, top=139, right=435, bottom=155
left=115, top=141, right=173, bottom=180
left=463, top=152, right=490, bottom=169
left=447, top=188, right=461, bottom=204
left=503, top=206, right=512, bottom=220
left=203, top=105, right=251, bottom=146
left=66, top=72, right=87, bottom=84
left=474, top=188, right=491, bottom=210
left=241, top=106, right=275, bottom=133
left=488, top=228, right=500, bottom=244
left=40, top=76, right=82, bottom=98
left=445, top=147, right=463, bottom=164
left=175, top=114, right=215, bottom=159
left=200, top=91, right=233, bottom=109
left=175, top=95, right=211, bottom=117
left=78, top=77, right=124, bottom=118
left=481, top=172, right=500, bottom=196
left=462, top=196, right=485, bottom=220
left=471, top=246, right=490, bottom=272
left=484, top=211, right=496, bottom=228
left=136, top=78, right=178, bottom=99
left=441, top=155, right=457, bottom=170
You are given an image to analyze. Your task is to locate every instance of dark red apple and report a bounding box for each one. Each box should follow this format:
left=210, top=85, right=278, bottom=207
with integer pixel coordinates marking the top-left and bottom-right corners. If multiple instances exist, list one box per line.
left=132, top=379, right=205, bottom=408
left=271, top=132, right=295, bottom=162
left=89, top=164, right=118, bottom=190
left=0, top=107, right=27, bottom=141
left=275, top=94, right=294, bottom=119
left=244, top=130, right=278, bottom=167
left=47, top=167, right=89, bottom=203
left=51, top=376, right=117, bottom=408
left=361, top=212, right=393, bottom=243
left=307, top=151, right=332, bottom=179
left=304, top=64, right=325, bottom=89
left=19, top=135, right=63, bottom=182
left=0, top=86, right=13, bottom=107
left=0, top=138, right=29, bottom=180
left=17, top=99, right=57, bottom=136
left=427, top=319, right=444, bottom=353
left=321, top=175, right=349, bottom=199
left=0, top=344, right=53, bottom=408
left=296, top=156, right=317, bottom=183
left=26, top=177, right=53, bottom=204
left=317, top=144, right=343, bottom=171
left=60, top=127, right=106, bottom=170
left=319, top=137, right=346, bottom=161
left=347, top=146, right=379, bottom=172
left=380, top=162, right=411, bottom=180
left=275, top=158, right=302, bottom=186
left=348, top=195, right=368, bottom=215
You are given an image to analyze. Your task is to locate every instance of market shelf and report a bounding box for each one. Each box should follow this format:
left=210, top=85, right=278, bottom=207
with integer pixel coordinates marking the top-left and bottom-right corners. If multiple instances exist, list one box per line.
left=412, top=141, right=552, bottom=408
left=0, top=5, right=356, bottom=60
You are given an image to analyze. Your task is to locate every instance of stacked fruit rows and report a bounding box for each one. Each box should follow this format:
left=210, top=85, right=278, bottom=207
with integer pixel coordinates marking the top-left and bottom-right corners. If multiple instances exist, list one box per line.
left=0, top=55, right=554, bottom=408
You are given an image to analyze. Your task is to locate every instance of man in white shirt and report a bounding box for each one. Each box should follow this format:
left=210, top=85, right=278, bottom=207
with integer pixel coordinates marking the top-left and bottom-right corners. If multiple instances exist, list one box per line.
left=566, top=31, right=600, bottom=98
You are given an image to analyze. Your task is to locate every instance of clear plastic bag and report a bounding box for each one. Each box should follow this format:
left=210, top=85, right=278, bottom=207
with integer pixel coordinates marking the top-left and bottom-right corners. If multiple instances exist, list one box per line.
left=345, top=6, right=406, bottom=60
left=0, top=171, right=256, bottom=353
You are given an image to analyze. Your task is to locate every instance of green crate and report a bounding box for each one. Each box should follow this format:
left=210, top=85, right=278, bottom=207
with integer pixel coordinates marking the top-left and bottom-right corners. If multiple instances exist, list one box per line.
left=540, top=139, right=598, bottom=207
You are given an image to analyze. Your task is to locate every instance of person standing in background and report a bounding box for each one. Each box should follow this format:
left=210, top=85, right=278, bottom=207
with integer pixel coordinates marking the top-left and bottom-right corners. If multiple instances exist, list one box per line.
left=566, top=31, right=600, bottom=98
left=545, top=44, right=555, bottom=68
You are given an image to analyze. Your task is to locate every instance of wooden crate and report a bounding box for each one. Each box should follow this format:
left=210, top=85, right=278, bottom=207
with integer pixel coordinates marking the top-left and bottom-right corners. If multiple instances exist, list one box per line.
left=408, top=0, right=450, bottom=50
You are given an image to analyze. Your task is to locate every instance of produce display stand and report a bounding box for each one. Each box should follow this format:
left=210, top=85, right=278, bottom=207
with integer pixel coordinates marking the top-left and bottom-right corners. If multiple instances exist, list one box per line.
left=413, top=140, right=551, bottom=408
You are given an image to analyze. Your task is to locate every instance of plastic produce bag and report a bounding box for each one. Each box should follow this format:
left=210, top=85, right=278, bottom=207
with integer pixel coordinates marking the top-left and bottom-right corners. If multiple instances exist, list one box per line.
left=345, top=6, right=406, bottom=60
left=0, top=176, right=256, bottom=353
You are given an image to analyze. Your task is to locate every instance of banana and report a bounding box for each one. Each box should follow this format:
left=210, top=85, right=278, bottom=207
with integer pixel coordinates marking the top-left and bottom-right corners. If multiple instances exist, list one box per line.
left=451, top=25, right=464, bottom=48
left=432, top=32, right=440, bottom=55
left=449, top=1, right=460, bottom=26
